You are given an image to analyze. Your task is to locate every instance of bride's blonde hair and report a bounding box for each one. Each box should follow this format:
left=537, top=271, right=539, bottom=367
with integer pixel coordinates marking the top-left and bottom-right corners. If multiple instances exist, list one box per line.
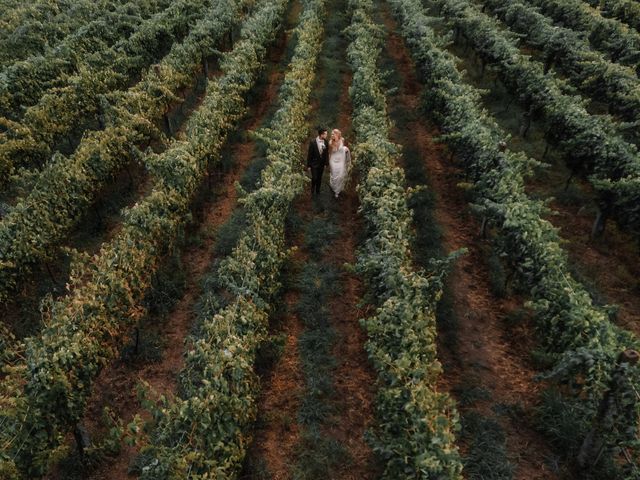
left=329, top=128, right=343, bottom=152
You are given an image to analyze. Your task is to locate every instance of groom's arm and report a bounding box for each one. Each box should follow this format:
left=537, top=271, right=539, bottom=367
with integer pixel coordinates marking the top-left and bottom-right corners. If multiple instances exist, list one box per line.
left=306, top=141, right=313, bottom=168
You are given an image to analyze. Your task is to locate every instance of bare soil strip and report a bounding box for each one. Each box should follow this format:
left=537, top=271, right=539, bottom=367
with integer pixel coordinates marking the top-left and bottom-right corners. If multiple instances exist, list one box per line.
left=324, top=184, right=379, bottom=480
left=247, top=3, right=378, bottom=475
left=432, top=8, right=640, bottom=338
left=378, top=5, right=566, bottom=479
left=529, top=174, right=640, bottom=338
left=43, top=20, right=294, bottom=480
left=246, top=284, right=305, bottom=480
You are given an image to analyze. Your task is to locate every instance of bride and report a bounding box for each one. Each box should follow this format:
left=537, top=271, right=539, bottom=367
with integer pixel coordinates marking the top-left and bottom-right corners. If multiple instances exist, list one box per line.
left=328, top=128, right=350, bottom=198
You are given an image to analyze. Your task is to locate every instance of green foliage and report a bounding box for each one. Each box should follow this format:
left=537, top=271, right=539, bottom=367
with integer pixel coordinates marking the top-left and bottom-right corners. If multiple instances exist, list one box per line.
left=346, top=0, right=464, bottom=477
left=0, top=0, right=171, bottom=120
left=526, top=0, right=640, bottom=69
left=439, top=0, right=640, bottom=240
left=136, top=0, right=327, bottom=476
left=392, top=0, right=640, bottom=469
left=593, top=0, right=640, bottom=31
left=0, top=0, right=248, bottom=303
left=0, top=0, right=213, bottom=179
left=483, top=0, right=640, bottom=137
left=0, top=0, right=280, bottom=475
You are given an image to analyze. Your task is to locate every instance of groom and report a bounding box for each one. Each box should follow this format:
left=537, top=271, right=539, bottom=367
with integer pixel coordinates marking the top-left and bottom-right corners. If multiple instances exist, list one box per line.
left=306, top=126, right=328, bottom=196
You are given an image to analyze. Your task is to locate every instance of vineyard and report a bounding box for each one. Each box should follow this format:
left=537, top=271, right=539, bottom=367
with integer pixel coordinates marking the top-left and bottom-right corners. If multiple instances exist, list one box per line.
left=0, top=0, right=639, bottom=478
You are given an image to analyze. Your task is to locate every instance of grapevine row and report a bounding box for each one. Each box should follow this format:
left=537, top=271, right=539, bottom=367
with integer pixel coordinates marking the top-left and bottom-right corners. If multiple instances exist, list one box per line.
left=0, top=0, right=129, bottom=68
left=583, top=0, right=640, bottom=32
left=137, top=0, right=325, bottom=476
left=481, top=0, right=640, bottom=130
left=0, top=0, right=212, bottom=181
left=0, top=0, right=283, bottom=477
left=347, top=0, right=463, bottom=477
left=0, top=0, right=247, bottom=303
left=0, top=0, right=171, bottom=120
left=391, top=0, right=640, bottom=468
left=439, top=0, right=640, bottom=239
left=526, top=0, right=640, bottom=72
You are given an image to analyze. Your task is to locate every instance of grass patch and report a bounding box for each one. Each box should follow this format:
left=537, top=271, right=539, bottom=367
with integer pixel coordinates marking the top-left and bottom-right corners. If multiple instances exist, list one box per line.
left=303, top=216, right=339, bottom=255
left=534, top=388, right=589, bottom=455
left=294, top=261, right=339, bottom=425
left=240, top=156, right=270, bottom=192
left=213, top=209, right=248, bottom=256
left=452, top=382, right=491, bottom=407
left=292, top=430, right=350, bottom=480
left=492, top=401, right=526, bottom=422
left=461, top=412, right=514, bottom=480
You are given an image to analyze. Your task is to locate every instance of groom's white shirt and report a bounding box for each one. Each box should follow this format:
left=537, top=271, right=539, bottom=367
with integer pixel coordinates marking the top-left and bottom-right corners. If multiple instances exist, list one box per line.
left=316, top=136, right=324, bottom=154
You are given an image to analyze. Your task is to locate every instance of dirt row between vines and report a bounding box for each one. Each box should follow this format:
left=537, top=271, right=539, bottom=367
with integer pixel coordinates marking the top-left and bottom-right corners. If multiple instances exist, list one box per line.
left=445, top=5, right=640, bottom=339
left=246, top=0, right=378, bottom=476
left=530, top=166, right=640, bottom=339
left=0, top=21, right=233, bottom=348
left=378, top=4, right=565, bottom=479
left=43, top=12, right=298, bottom=480
left=488, top=4, right=640, bottom=336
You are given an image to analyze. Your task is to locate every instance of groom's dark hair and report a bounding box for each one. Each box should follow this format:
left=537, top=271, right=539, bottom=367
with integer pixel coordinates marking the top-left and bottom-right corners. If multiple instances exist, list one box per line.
left=317, top=126, right=327, bottom=135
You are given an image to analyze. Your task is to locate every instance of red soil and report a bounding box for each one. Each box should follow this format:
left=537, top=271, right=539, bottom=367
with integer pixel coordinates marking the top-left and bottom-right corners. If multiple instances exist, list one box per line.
left=381, top=6, right=565, bottom=479
left=45, top=28, right=290, bottom=480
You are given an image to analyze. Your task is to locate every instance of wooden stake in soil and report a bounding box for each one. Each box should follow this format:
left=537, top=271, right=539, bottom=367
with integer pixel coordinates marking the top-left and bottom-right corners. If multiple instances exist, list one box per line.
left=578, top=349, right=640, bottom=470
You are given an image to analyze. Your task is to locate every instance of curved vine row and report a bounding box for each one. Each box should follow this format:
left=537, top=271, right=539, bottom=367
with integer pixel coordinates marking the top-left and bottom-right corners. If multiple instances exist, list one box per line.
left=0, top=0, right=212, bottom=180
left=481, top=0, right=640, bottom=132
left=346, top=0, right=463, bottom=477
left=390, top=0, right=640, bottom=470
left=584, top=0, right=640, bottom=32
left=439, top=0, right=640, bottom=240
left=0, top=0, right=128, bottom=67
left=0, top=0, right=248, bottom=304
left=0, top=0, right=171, bottom=120
left=0, top=0, right=283, bottom=477
left=137, top=0, right=325, bottom=477
left=526, top=0, right=640, bottom=72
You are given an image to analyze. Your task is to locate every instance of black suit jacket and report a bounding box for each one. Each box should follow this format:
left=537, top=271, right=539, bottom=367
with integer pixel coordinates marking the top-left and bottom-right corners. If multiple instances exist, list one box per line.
left=307, top=138, right=328, bottom=168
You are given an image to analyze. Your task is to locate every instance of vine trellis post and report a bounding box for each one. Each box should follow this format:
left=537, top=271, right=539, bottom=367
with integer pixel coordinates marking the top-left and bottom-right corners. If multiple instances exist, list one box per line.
left=578, top=349, right=640, bottom=470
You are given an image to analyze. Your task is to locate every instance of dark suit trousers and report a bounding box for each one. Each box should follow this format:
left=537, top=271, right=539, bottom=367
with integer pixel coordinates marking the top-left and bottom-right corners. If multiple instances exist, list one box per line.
left=310, top=165, right=324, bottom=194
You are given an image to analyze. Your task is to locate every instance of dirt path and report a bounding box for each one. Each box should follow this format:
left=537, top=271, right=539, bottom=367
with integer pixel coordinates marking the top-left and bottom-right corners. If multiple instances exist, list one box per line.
left=529, top=172, right=640, bottom=338
left=246, top=283, right=305, bottom=479
left=429, top=5, right=640, bottom=339
left=0, top=35, right=227, bottom=349
left=377, top=4, right=565, bottom=479
left=46, top=17, right=294, bottom=480
left=323, top=74, right=378, bottom=480
left=246, top=1, right=378, bottom=477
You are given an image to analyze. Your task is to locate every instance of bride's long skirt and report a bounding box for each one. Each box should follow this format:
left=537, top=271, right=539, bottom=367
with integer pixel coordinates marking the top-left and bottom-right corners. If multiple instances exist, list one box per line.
left=329, top=150, right=348, bottom=195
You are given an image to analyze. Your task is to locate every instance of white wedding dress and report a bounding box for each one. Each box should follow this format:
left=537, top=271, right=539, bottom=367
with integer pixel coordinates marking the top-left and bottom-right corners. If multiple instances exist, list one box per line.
left=329, top=140, right=350, bottom=197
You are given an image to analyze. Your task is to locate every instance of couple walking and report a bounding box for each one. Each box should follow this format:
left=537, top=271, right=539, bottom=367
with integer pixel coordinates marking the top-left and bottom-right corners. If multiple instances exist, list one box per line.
left=306, top=127, right=351, bottom=198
